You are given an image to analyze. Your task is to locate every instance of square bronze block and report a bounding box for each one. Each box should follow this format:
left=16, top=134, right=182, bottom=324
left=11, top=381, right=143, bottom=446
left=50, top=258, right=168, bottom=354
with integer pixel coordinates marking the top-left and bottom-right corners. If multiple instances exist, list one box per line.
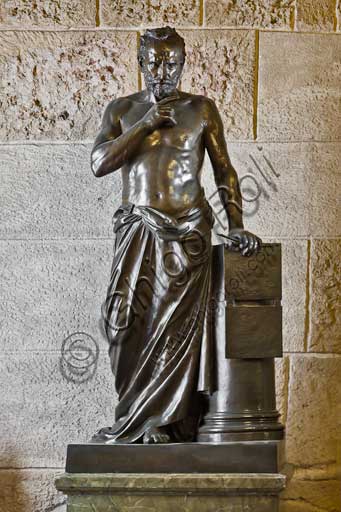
left=224, top=244, right=282, bottom=301
left=226, top=304, right=283, bottom=358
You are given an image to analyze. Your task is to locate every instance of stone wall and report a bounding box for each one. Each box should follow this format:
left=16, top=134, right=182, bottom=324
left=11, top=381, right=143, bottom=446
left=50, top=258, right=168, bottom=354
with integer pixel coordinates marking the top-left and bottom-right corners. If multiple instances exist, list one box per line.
left=0, top=1, right=340, bottom=511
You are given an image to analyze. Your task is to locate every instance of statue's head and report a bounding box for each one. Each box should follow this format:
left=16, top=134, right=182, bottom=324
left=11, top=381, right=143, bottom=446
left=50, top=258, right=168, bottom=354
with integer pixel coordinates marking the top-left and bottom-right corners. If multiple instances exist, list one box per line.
left=138, top=26, right=186, bottom=100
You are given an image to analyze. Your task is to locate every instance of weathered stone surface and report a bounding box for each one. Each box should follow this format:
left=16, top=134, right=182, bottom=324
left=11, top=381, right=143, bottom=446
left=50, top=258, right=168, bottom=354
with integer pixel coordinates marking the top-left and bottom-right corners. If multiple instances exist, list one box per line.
left=281, top=476, right=341, bottom=511
left=310, top=144, right=340, bottom=236
left=56, top=473, right=285, bottom=512
left=275, top=357, right=289, bottom=424
left=57, top=472, right=286, bottom=492
left=66, top=493, right=279, bottom=511
left=180, top=30, right=255, bottom=140
left=205, top=0, right=294, bottom=29
left=204, top=143, right=311, bottom=237
left=0, top=350, right=116, bottom=468
left=258, top=33, right=341, bottom=141
left=0, top=469, right=66, bottom=512
left=0, top=0, right=96, bottom=28
left=203, top=142, right=340, bottom=238
left=0, top=240, right=114, bottom=352
left=296, top=0, right=336, bottom=32
left=0, top=31, right=137, bottom=141
left=101, top=0, right=200, bottom=27
left=286, top=355, right=341, bottom=466
left=281, top=241, right=308, bottom=352
left=0, top=144, right=121, bottom=239
left=309, top=239, right=341, bottom=353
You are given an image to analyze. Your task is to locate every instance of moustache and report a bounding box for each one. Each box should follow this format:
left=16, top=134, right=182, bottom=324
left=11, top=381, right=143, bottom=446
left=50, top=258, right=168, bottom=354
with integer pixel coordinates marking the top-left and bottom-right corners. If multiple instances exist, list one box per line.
left=152, top=81, right=174, bottom=86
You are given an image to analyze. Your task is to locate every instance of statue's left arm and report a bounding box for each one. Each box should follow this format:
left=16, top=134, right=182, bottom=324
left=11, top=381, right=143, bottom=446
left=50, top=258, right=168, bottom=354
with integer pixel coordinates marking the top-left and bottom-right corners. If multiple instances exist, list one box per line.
left=203, top=98, right=261, bottom=256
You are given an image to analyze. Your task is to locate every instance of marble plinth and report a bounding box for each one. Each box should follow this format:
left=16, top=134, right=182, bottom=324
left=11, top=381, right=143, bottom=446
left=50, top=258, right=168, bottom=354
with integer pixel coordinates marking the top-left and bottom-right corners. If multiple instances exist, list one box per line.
left=55, top=473, right=286, bottom=512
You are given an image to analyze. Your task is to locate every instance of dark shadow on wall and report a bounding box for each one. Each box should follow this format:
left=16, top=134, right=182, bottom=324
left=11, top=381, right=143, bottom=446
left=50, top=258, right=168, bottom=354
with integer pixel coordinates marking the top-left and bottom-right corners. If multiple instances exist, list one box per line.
left=0, top=452, right=32, bottom=512
left=0, top=450, right=67, bottom=512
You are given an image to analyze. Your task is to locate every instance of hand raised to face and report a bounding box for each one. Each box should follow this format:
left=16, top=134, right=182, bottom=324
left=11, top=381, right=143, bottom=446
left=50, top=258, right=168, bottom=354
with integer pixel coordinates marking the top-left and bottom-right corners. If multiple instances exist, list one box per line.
left=142, top=96, right=178, bottom=131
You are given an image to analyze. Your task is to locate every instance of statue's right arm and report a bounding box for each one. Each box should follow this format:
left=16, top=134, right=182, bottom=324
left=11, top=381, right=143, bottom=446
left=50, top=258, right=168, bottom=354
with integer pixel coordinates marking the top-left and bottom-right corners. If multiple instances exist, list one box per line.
left=91, top=97, right=177, bottom=177
left=91, top=99, right=152, bottom=177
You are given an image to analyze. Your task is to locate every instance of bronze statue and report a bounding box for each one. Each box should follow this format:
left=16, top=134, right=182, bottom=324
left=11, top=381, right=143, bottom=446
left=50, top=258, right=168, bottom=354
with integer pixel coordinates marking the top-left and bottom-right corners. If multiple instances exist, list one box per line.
left=90, top=27, right=261, bottom=445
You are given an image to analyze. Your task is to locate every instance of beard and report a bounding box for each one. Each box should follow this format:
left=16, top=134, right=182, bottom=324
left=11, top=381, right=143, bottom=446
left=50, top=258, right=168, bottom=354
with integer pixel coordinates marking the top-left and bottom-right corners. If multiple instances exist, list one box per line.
left=149, top=80, right=177, bottom=100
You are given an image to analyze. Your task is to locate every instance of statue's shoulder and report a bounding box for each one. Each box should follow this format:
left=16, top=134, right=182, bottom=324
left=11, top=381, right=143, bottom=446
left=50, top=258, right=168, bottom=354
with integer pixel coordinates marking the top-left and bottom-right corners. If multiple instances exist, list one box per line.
left=106, top=92, right=145, bottom=116
left=179, top=91, right=217, bottom=110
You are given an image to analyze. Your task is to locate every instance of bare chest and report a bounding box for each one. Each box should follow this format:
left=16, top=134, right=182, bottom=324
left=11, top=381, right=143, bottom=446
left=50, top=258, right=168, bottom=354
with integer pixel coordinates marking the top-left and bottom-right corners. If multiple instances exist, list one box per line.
left=120, top=101, right=205, bottom=152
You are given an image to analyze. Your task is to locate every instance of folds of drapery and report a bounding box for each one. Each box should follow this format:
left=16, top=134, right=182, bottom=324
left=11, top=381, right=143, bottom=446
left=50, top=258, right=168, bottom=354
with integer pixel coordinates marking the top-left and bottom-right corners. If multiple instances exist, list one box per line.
left=91, top=198, right=215, bottom=443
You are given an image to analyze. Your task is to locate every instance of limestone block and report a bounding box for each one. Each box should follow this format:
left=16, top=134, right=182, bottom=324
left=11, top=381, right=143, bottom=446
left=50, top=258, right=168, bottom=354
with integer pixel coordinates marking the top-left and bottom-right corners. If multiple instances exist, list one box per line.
left=0, top=350, right=117, bottom=468
left=203, top=143, right=306, bottom=237
left=309, top=239, right=341, bottom=353
left=258, top=33, right=341, bottom=141
left=0, top=144, right=121, bottom=239
left=275, top=357, right=289, bottom=423
left=296, top=0, right=336, bottom=32
left=281, top=476, right=341, bottom=511
left=225, top=143, right=311, bottom=237
left=286, top=355, right=341, bottom=466
left=0, top=469, right=66, bottom=512
left=205, top=0, right=294, bottom=29
left=310, top=144, right=340, bottom=236
left=0, top=31, right=137, bottom=141
left=204, top=142, right=340, bottom=238
left=280, top=240, right=308, bottom=352
left=180, top=30, right=255, bottom=140
left=0, top=0, right=96, bottom=28
left=0, top=240, right=114, bottom=352
left=101, top=0, right=200, bottom=27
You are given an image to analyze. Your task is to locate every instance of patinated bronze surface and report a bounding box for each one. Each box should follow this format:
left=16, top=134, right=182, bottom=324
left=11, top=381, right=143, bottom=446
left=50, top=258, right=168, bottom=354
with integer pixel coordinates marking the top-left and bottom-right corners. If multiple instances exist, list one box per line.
left=197, top=244, right=284, bottom=442
left=90, top=27, right=262, bottom=445
left=66, top=442, right=281, bottom=473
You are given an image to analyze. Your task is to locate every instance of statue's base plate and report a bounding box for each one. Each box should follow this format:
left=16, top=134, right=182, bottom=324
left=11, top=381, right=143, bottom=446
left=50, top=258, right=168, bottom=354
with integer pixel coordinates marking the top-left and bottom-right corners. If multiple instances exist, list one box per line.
left=66, top=441, right=283, bottom=474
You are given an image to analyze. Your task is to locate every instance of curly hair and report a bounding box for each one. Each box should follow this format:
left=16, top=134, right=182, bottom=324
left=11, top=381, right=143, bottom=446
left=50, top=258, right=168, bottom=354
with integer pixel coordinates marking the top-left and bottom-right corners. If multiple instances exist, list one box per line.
left=138, top=26, right=186, bottom=66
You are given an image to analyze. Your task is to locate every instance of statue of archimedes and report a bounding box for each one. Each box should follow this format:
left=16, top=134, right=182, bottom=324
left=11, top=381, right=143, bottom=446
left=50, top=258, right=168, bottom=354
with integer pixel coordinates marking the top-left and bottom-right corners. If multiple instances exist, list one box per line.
left=90, top=27, right=261, bottom=444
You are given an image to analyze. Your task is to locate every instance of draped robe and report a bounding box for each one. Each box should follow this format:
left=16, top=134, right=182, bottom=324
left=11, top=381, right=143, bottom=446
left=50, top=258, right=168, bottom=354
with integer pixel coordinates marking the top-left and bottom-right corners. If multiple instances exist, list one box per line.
left=92, top=195, right=215, bottom=443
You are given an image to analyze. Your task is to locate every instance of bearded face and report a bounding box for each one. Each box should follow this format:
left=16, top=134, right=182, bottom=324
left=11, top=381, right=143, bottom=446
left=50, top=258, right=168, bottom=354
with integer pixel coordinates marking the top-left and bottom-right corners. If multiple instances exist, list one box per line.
left=140, top=40, right=184, bottom=101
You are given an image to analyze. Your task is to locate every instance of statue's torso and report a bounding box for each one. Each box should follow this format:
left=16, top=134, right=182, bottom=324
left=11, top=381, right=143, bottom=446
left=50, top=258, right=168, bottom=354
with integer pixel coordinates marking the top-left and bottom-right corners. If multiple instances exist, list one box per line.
left=119, top=92, right=208, bottom=215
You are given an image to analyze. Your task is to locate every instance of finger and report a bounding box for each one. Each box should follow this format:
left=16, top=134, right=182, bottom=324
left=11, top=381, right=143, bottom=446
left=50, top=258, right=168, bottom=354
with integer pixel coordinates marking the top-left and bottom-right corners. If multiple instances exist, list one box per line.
left=242, top=236, right=254, bottom=257
left=157, top=110, right=172, bottom=117
left=157, top=113, right=174, bottom=120
left=242, top=245, right=250, bottom=256
left=158, top=105, right=173, bottom=111
left=158, top=109, right=175, bottom=117
left=157, top=107, right=174, bottom=114
left=248, top=236, right=255, bottom=253
left=158, top=96, right=178, bottom=105
left=241, top=234, right=248, bottom=249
